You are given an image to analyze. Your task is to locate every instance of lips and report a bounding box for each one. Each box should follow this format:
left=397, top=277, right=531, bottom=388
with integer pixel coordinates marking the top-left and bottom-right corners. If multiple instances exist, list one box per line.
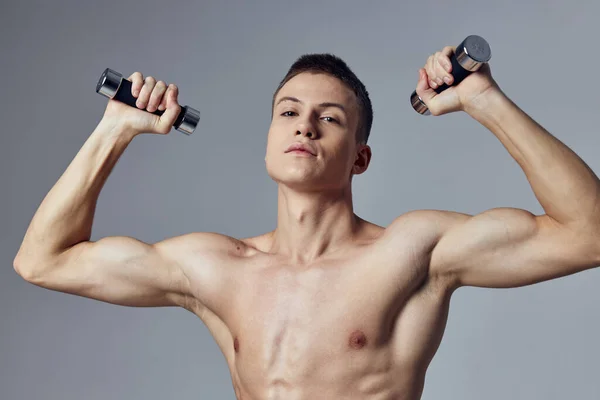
left=285, top=142, right=316, bottom=156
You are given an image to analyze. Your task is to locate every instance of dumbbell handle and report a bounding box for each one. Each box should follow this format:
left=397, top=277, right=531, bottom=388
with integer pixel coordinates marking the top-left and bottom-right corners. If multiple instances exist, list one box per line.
left=410, top=35, right=491, bottom=115
left=96, top=68, right=200, bottom=135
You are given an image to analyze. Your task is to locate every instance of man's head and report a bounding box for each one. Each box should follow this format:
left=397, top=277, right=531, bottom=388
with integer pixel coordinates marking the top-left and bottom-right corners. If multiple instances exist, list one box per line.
left=265, top=54, right=373, bottom=192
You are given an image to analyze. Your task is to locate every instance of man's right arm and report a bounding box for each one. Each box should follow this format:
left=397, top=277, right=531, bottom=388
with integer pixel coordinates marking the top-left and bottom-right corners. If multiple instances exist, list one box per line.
left=14, top=74, right=236, bottom=311
left=13, top=119, right=236, bottom=309
left=13, top=117, right=135, bottom=269
left=16, top=231, right=235, bottom=309
left=13, top=80, right=235, bottom=310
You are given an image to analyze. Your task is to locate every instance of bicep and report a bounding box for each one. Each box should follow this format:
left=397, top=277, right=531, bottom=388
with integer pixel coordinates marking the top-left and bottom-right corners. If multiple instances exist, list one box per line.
left=34, top=236, right=192, bottom=308
left=430, top=208, right=600, bottom=288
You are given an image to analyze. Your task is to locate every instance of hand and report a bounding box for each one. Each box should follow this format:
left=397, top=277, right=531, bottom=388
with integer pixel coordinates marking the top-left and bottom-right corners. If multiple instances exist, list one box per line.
left=101, top=72, right=182, bottom=136
left=415, top=46, right=500, bottom=116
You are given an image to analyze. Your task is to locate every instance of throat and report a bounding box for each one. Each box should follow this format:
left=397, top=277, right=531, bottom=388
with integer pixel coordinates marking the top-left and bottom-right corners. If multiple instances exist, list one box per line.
left=268, top=219, right=362, bottom=264
left=271, top=187, right=361, bottom=262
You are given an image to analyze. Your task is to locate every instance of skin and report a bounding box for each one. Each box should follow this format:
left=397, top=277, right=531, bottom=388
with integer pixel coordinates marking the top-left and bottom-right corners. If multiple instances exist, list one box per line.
left=14, top=47, right=600, bottom=399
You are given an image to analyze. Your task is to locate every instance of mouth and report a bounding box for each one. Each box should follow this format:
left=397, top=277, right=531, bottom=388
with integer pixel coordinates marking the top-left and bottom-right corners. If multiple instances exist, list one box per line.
left=288, top=149, right=315, bottom=156
left=285, top=143, right=317, bottom=156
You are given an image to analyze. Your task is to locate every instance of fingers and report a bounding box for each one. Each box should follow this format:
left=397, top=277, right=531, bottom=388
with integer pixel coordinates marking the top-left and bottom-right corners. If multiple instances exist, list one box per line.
left=424, top=49, right=454, bottom=89
left=158, top=85, right=173, bottom=111
left=124, top=71, right=181, bottom=134
left=128, top=72, right=144, bottom=97
left=415, top=46, right=458, bottom=116
left=127, top=72, right=176, bottom=110
left=436, top=53, right=453, bottom=85
left=158, top=89, right=168, bottom=111
left=146, top=80, right=167, bottom=112
left=136, top=76, right=157, bottom=109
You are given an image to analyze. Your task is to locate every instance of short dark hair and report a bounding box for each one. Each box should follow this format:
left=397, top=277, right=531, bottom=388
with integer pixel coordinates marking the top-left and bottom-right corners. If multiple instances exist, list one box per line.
left=271, top=54, right=373, bottom=144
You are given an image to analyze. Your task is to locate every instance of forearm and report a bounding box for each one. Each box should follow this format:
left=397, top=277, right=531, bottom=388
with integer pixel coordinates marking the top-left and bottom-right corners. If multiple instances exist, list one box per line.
left=466, top=89, right=600, bottom=228
left=15, top=119, right=135, bottom=266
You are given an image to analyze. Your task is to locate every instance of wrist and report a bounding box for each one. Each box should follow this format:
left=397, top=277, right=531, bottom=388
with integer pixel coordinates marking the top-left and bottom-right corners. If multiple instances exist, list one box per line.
left=463, top=86, right=508, bottom=118
left=97, top=117, right=137, bottom=143
left=464, top=87, right=520, bottom=136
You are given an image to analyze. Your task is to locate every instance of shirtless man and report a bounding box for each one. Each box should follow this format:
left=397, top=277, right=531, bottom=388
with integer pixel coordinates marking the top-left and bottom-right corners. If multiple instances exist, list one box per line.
left=13, top=46, right=600, bottom=399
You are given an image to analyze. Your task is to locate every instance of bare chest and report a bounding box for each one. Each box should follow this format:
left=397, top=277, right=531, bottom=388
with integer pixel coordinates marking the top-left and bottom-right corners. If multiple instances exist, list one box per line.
left=225, top=247, right=439, bottom=388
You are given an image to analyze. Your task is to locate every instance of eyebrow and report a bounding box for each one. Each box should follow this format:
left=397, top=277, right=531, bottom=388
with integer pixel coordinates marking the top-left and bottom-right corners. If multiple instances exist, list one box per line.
left=275, top=96, right=347, bottom=114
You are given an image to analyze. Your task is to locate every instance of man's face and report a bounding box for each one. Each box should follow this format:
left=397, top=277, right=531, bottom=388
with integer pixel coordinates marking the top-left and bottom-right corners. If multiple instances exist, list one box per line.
left=265, top=72, right=370, bottom=192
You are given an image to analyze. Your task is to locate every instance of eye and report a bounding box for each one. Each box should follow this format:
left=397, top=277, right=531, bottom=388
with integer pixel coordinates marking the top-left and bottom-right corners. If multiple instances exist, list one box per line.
left=322, top=116, right=338, bottom=123
left=281, top=111, right=297, bottom=117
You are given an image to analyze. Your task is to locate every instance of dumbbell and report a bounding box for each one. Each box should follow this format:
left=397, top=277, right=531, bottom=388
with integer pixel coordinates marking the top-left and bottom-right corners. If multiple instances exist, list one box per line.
left=96, top=68, right=200, bottom=135
left=410, top=35, right=491, bottom=115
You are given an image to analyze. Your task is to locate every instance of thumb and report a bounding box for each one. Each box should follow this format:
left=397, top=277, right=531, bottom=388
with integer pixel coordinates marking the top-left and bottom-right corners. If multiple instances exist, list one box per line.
left=157, top=86, right=181, bottom=134
left=415, top=68, right=436, bottom=106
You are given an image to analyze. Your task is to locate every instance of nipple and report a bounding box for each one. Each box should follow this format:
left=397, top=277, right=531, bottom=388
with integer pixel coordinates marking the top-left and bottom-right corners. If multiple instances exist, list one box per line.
left=348, top=330, right=367, bottom=349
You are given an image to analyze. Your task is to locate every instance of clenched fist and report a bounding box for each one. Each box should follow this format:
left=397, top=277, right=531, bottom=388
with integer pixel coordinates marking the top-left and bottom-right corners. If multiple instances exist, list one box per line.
left=415, top=46, right=500, bottom=116
left=102, top=72, right=182, bottom=135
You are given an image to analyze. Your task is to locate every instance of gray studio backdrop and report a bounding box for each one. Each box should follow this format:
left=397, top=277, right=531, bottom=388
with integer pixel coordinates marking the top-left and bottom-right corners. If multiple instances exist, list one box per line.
left=2, top=0, right=599, bottom=399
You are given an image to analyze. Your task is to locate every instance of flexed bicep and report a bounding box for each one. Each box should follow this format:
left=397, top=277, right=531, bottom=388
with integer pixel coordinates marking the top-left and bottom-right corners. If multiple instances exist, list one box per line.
left=428, top=208, right=600, bottom=288
left=17, top=232, right=239, bottom=309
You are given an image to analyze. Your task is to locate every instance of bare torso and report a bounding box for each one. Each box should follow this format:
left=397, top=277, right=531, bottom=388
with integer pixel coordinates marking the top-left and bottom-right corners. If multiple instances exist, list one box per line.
left=183, top=214, right=454, bottom=400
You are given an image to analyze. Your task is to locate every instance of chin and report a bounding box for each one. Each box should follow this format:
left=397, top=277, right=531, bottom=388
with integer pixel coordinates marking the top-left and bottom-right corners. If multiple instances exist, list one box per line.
left=266, top=160, right=348, bottom=192
left=267, top=168, right=322, bottom=190
left=274, top=174, right=346, bottom=193
left=267, top=161, right=310, bottom=179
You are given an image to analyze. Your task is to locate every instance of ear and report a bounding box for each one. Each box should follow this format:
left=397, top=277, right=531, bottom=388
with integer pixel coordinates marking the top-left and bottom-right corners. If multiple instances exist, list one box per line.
left=352, top=144, right=372, bottom=175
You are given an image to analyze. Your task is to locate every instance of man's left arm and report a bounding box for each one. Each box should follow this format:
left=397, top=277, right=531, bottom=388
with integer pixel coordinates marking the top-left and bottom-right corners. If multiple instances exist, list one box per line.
left=413, top=46, right=600, bottom=288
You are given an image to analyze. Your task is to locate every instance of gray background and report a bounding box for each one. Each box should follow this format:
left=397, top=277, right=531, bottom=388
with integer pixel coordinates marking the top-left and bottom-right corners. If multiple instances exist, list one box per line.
left=2, top=0, right=599, bottom=399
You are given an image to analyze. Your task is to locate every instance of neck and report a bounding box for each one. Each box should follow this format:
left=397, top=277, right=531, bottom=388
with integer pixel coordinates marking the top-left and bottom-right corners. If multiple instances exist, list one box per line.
left=268, top=183, right=360, bottom=264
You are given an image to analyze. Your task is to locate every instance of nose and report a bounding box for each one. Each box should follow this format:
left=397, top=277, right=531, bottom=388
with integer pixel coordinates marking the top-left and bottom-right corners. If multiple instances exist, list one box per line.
left=296, top=129, right=313, bottom=138
left=295, top=122, right=315, bottom=139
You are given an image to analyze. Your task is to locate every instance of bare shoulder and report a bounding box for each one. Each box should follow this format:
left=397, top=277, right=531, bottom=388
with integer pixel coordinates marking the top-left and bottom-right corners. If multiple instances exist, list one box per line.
left=384, top=209, right=471, bottom=241
left=156, top=231, right=254, bottom=314
left=381, top=210, right=472, bottom=281
left=158, top=231, right=257, bottom=281
left=156, top=231, right=251, bottom=257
